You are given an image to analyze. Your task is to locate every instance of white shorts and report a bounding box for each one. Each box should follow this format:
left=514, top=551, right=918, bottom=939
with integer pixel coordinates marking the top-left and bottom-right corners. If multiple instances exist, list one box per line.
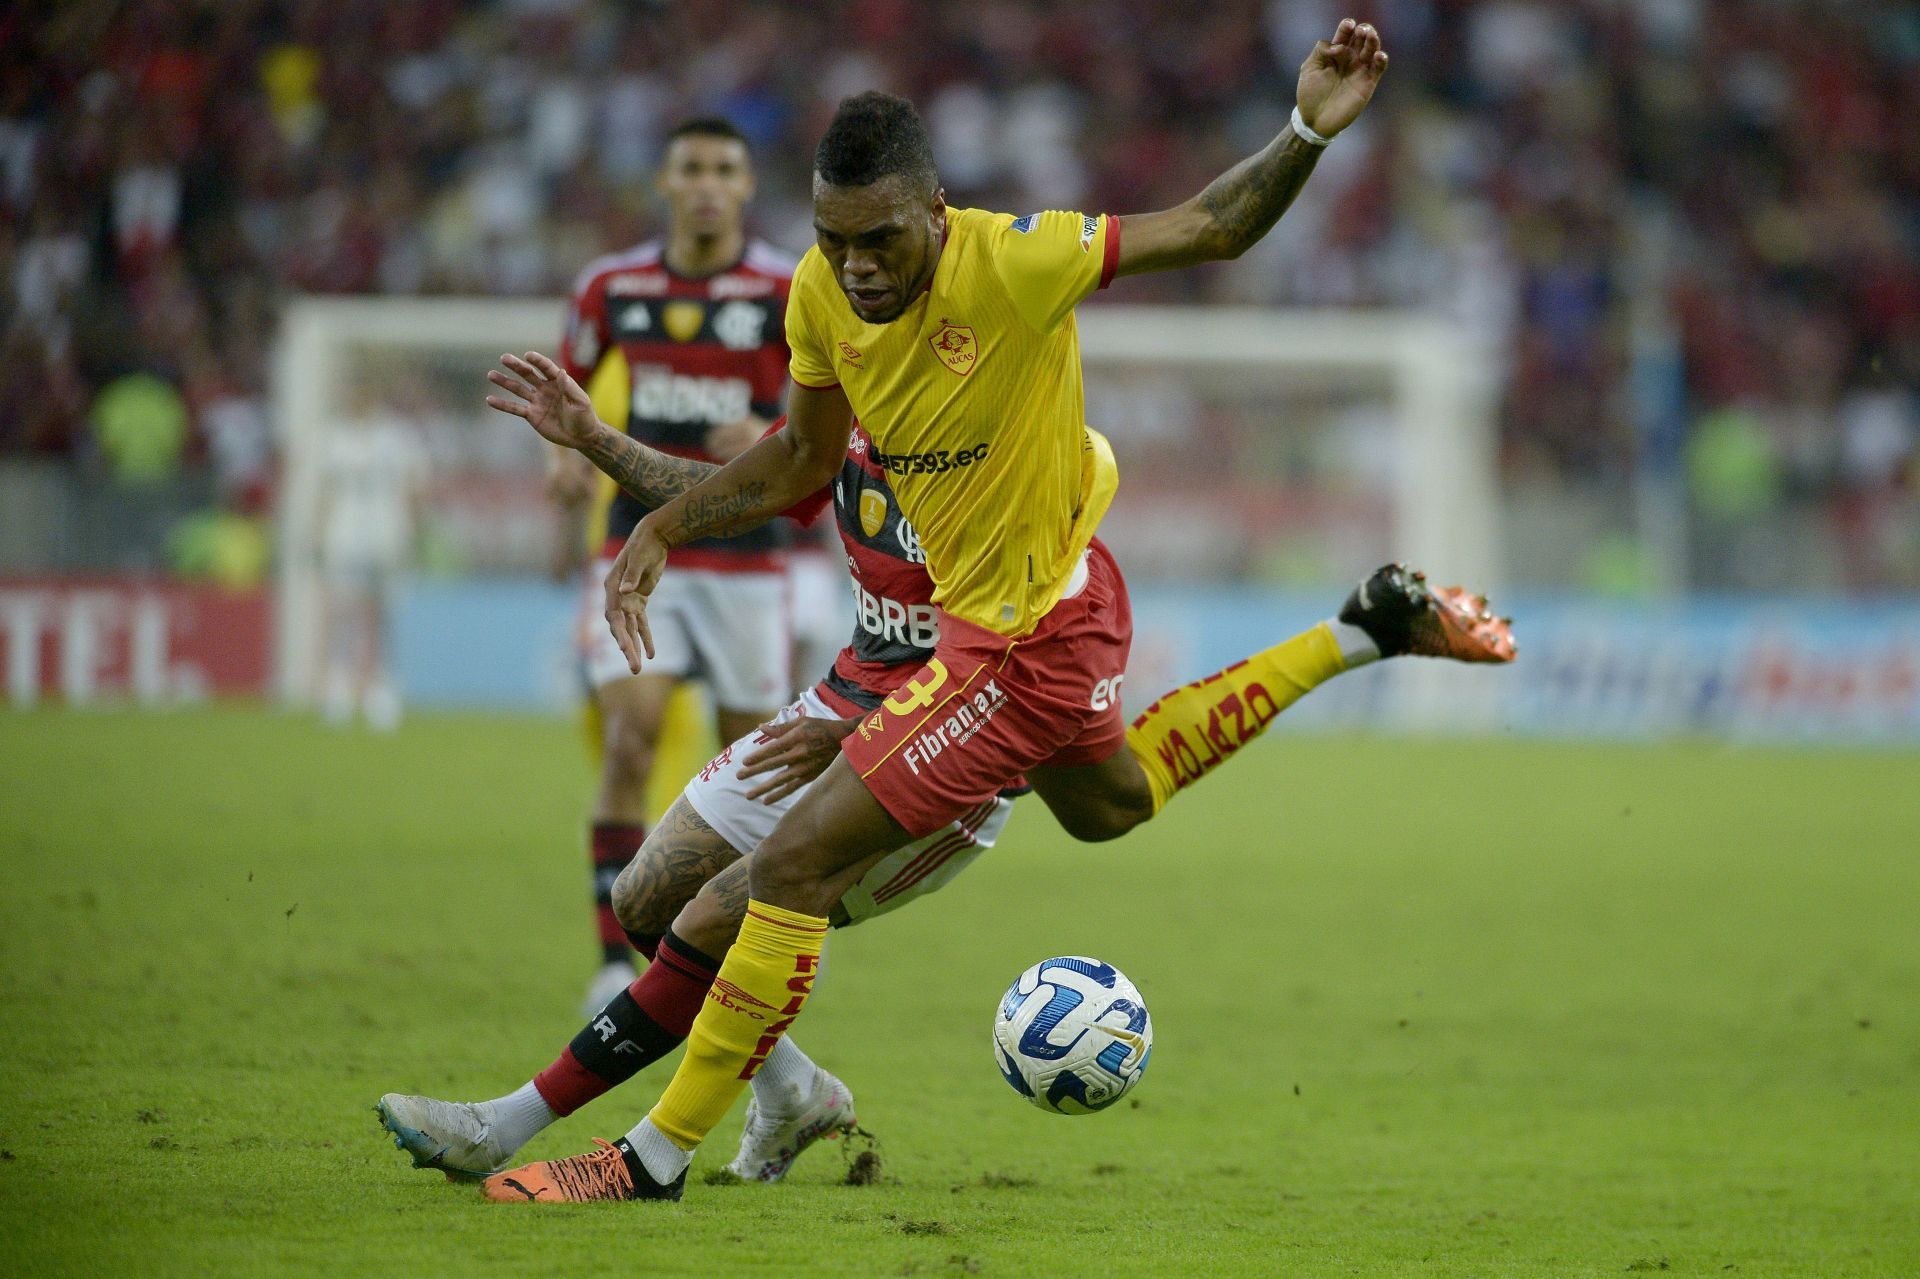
left=581, top=558, right=792, bottom=712
left=683, top=685, right=1016, bottom=926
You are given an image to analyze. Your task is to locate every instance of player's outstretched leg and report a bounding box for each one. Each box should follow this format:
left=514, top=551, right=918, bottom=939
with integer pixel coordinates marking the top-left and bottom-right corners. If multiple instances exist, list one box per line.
left=380, top=798, right=844, bottom=1188
left=375, top=801, right=725, bottom=1182
left=1124, top=561, right=1514, bottom=814
left=378, top=926, right=855, bottom=1190
left=476, top=867, right=863, bottom=1202
left=374, top=917, right=723, bottom=1184
left=1040, top=563, right=1515, bottom=834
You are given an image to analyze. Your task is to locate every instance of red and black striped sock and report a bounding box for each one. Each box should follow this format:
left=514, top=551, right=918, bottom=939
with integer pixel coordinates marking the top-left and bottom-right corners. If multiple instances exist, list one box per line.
left=532, top=928, right=722, bottom=1116
left=590, top=821, right=647, bottom=964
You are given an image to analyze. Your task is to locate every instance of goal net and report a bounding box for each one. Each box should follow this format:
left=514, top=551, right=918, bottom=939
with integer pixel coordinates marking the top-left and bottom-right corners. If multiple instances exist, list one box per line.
left=275, top=297, right=1499, bottom=725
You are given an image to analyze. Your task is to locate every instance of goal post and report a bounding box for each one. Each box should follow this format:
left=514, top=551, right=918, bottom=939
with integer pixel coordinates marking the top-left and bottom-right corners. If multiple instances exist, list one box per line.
left=273, top=296, right=1499, bottom=712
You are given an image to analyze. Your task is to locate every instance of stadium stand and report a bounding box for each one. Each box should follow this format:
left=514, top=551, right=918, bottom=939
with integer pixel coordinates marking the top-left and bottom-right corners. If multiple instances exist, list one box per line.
left=1, top=0, right=1914, bottom=588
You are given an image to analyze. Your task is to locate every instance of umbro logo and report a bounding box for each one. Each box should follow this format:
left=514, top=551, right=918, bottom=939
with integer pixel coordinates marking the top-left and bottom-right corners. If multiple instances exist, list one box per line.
left=711, top=978, right=773, bottom=1008
left=709, top=978, right=776, bottom=1019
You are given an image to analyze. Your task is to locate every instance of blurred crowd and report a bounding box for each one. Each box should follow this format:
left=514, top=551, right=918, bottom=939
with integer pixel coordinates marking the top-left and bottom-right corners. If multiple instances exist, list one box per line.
left=2, top=0, right=1916, bottom=586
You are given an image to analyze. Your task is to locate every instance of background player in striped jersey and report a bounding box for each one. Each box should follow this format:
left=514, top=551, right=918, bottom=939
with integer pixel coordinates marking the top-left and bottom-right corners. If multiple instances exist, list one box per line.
left=550, top=117, right=804, bottom=1013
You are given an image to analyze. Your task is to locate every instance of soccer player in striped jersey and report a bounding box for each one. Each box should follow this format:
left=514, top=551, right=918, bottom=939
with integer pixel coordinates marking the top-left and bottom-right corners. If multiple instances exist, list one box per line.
left=380, top=342, right=1506, bottom=1194
left=399, top=19, right=1513, bottom=1202
left=551, top=117, right=801, bottom=1014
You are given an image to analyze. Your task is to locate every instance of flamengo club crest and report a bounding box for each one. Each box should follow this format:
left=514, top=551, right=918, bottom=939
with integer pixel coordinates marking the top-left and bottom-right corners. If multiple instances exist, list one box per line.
left=928, top=319, right=977, bottom=376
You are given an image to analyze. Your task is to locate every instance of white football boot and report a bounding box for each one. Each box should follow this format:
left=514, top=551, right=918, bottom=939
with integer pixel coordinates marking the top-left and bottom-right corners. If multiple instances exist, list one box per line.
left=375, top=1093, right=516, bottom=1181
left=726, top=1067, right=858, bottom=1183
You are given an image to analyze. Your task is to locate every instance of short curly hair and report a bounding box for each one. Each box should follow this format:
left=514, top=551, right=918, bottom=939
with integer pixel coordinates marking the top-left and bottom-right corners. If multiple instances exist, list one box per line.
left=814, top=91, right=937, bottom=192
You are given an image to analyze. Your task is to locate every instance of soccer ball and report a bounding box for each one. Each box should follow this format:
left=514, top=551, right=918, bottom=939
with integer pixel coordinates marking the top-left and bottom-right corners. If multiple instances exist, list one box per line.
left=992, top=956, right=1152, bottom=1114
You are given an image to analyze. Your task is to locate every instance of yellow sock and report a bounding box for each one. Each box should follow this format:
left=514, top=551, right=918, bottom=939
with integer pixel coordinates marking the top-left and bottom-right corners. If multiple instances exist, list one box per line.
left=647, top=899, right=827, bottom=1151
left=1126, top=622, right=1349, bottom=814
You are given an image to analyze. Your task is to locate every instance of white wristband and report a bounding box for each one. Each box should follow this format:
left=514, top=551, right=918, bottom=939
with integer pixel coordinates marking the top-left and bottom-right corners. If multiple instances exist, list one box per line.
left=1290, top=105, right=1332, bottom=147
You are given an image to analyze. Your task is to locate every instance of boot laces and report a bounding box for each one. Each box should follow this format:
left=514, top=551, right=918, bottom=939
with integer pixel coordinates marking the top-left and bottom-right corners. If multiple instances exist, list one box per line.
left=545, top=1138, right=635, bottom=1201
left=1416, top=586, right=1513, bottom=662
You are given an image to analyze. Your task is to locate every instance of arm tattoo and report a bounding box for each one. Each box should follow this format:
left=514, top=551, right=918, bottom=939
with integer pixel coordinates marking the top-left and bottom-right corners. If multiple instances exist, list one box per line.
left=611, top=800, right=739, bottom=936
left=675, top=482, right=770, bottom=540
left=1197, top=132, right=1324, bottom=257
left=578, top=429, right=717, bottom=507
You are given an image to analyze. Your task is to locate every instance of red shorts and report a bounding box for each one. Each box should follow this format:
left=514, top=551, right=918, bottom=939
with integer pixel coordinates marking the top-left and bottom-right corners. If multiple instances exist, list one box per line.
left=840, top=538, right=1133, bottom=837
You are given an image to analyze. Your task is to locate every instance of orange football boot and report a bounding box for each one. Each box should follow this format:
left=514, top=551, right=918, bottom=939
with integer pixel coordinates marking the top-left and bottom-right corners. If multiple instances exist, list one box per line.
left=1339, top=563, right=1517, bottom=664
left=481, top=1138, right=684, bottom=1203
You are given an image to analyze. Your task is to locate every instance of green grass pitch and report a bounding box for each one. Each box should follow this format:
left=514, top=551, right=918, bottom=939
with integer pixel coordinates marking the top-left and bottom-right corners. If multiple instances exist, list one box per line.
left=2, top=707, right=1916, bottom=1277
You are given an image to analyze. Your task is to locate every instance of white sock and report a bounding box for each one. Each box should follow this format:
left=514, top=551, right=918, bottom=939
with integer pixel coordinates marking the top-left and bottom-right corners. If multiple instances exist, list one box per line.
left=1326, top=617, right=1380, bottom=667
left=749, top=1036, right=820, bottom=1116
left=483, top=1081, right=557, bottom=1154
left=623, top=1116, right=694, bottom=1184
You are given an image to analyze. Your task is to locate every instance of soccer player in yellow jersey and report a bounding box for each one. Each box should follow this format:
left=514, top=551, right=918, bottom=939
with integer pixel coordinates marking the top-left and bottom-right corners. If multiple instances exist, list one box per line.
left=480, top=19, right=1511, bottom=1202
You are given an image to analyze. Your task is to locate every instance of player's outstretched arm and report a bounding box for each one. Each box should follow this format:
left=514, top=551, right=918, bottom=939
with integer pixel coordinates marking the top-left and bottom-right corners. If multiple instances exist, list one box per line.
left=604, top=381, right=854, bottom=673
left=487, top=352, right=719, bottom=509
left=1114, top=18, right=1387, bottom=276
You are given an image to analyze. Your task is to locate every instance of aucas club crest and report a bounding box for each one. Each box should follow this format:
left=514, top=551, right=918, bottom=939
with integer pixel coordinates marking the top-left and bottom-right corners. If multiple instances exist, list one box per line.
left=928, top=319, right=977, bottom=376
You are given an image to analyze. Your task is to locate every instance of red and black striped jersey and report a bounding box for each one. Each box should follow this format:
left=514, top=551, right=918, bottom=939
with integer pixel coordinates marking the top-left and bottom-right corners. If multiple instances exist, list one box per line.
left=827, top=422, right=941, bottom=712
left=563, top=238, right=797, bottom=564
left=791, top=422, right=1031, bottom=794
left=781, top=421, right=931, bottom=711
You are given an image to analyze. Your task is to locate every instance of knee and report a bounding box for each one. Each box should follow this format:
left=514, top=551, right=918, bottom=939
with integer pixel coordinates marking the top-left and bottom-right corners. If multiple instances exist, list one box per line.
left=1059, top=786, right=1155, bottom=844
left=609, top=858, right=654, bottom=935
left=1057, top=807, right=1132, bottom=843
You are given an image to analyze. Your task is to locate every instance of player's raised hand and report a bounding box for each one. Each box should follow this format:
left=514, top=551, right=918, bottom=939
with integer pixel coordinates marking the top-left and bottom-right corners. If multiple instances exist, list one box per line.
left=486, top=352, right=601, bottom=448
left=604, top=521, right=667, bottom=672
left=737, top=713, right=860, bottom=803
left=1296, top=18, right=1388, bottom=139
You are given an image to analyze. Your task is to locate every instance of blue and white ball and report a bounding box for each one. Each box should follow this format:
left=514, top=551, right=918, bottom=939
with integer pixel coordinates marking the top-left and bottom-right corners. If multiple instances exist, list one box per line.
left=992, top=956, right=1152, bottom=1114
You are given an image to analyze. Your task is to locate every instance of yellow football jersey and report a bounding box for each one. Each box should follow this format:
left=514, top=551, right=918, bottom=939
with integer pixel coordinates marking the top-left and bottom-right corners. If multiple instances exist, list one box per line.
left=787, top=206, right=1122, bottom=638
